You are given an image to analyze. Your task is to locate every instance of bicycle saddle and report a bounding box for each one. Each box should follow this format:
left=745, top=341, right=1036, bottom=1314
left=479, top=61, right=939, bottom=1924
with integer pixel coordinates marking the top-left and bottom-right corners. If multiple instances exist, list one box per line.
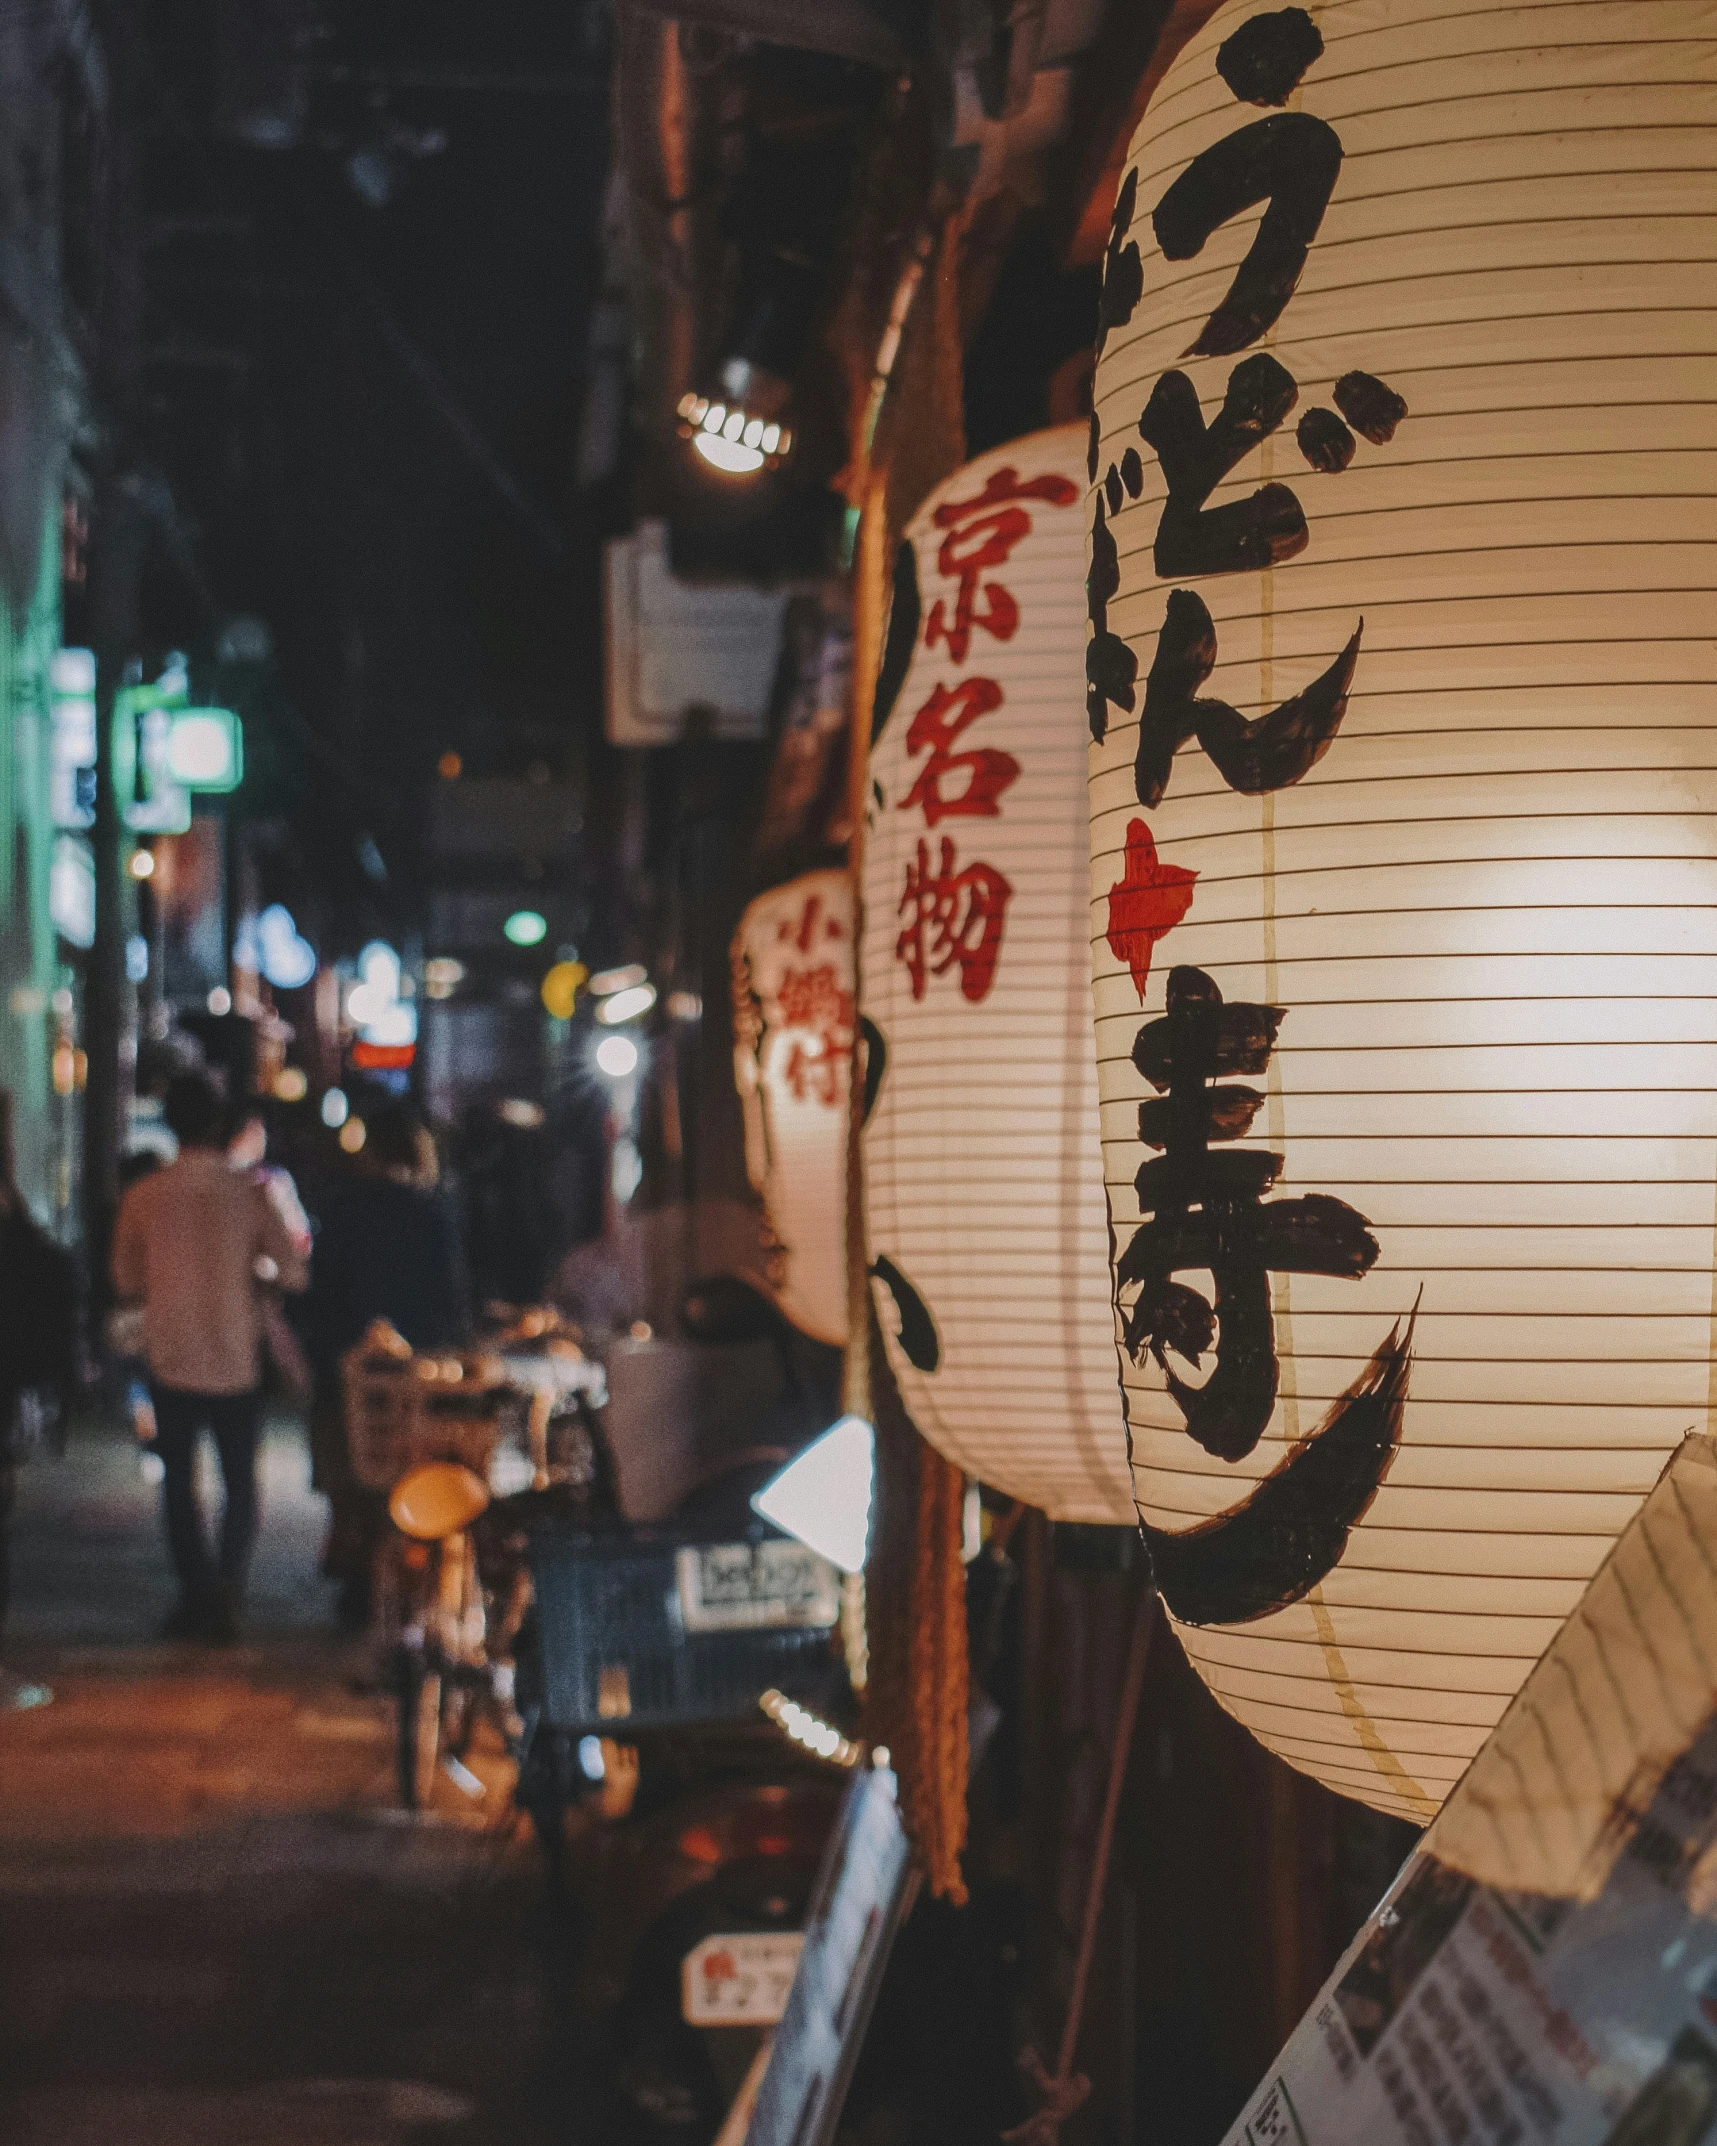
left=389, top=1460, right=492, bottom=1541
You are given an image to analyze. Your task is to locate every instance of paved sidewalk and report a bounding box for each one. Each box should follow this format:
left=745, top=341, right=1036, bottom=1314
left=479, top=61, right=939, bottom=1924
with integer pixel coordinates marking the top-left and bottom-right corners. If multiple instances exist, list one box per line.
left=0, top=1416, right=576, bottom=2144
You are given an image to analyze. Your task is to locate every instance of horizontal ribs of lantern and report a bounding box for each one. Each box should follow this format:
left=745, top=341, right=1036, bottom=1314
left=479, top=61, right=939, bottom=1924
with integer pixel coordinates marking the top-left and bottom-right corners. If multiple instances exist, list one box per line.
left=1086, top=0, right=1717, bottom=1821
left=863, top=422, right=1130, bottom=1524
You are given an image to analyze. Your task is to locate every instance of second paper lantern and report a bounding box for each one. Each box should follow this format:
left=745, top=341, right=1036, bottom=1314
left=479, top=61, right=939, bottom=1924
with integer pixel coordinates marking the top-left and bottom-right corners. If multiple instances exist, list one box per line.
left=731, top=868, right=853, bottom=1346
left=863, top=423, right=1131, bottom=1523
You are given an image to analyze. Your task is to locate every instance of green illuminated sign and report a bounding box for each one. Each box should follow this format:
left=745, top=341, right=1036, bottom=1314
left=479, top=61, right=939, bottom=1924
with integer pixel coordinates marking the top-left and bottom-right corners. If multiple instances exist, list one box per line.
left=115, top=678, right=192, bottom=833
left=167, top=707, right=243, bottom=792
left=112, top=679, right=243, bottom=829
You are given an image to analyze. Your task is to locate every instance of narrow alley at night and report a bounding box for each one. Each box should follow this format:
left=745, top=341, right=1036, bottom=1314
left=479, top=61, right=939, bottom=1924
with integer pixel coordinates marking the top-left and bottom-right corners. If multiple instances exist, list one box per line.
left=0, top=2, right=1714, bottom=2143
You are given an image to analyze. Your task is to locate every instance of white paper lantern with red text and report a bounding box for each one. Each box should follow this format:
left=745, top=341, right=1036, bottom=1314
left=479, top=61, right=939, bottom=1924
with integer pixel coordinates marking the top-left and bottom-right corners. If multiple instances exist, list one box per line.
left=731, top=869, right=853, bottom=1345
left=864, top=424, right=1132, bottom=1521
left=1088, top=0, right=1717, bottom=1818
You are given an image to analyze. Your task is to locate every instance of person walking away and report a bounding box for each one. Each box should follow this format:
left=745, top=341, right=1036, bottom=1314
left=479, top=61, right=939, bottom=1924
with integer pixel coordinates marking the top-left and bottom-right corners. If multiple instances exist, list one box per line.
left=111, top=1072, right=308, bottom=1640
left=227, top=1106, right=314, bottom=1406
left=0, top=1091, right=77, bottom=1704
left=457, top=1099, right=559, bottom=1312
left=302, top=1100, right=468, bottom=1624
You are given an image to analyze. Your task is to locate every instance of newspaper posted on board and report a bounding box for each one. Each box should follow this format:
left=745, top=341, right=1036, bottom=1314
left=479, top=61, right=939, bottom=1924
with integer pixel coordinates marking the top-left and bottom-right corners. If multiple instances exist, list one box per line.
left=1225, top=1436, right=1717, bottom=2146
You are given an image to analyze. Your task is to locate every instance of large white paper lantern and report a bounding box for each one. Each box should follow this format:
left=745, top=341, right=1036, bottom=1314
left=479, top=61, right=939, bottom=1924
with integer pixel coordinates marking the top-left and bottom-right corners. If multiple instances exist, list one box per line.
left=864, top=424, right=1132, bottom=1522
left=1087, top=0, right=1717, bottom=1820
left=731, top=868, right=854, bottom=1345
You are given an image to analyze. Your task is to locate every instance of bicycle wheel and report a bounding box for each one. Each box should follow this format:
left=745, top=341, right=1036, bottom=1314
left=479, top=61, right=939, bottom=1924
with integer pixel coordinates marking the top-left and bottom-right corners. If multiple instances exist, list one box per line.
left=440, top=1676, right=478, bottom=1763
left=396, top=1651, right=442, bottom=1809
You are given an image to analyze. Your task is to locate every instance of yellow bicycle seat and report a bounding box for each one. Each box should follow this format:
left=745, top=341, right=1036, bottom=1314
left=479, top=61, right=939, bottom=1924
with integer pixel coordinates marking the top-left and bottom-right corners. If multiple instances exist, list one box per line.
left=389, top=1461, right=491, bottom=1541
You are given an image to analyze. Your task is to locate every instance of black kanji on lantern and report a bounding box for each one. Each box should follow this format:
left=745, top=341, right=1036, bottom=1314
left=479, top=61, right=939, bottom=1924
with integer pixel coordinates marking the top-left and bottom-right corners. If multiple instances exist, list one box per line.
left=1152, top=109, right=1342, bottom=359
left=1134, top=589, right=1360, bottom=808
left=1086, top=494, right=1136, bottom=740
left=1086, top=4, right=1411, bottom=776
left=1116, top=965, right=1378, bottom=1463
left=1138, top=352, right=1306, bottom=581
left=1096, top=167, right=1144, bottom=364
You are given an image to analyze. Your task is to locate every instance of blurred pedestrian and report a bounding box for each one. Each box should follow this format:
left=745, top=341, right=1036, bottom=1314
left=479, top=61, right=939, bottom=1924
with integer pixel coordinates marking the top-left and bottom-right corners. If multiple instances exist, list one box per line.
left=227, top=1106, right=313, bottom=1406
left=111, top=1148, right=164, bottom=1454
left=458, top=1100, right=559, bottom=1312
left=302, top=1099, right=468, bottom=1623
left=111, top=1072, right=309, bottom=1641
left=0, top=1092, right=76, bottom=1706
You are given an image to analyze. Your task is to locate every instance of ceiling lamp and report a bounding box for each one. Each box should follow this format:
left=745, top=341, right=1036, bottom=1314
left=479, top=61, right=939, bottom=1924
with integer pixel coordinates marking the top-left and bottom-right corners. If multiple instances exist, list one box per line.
left=677, top=360, right=793, bottom=481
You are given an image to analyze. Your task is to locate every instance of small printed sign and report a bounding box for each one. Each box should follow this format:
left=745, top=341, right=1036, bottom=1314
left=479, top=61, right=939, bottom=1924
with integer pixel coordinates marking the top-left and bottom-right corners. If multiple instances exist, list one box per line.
left=682, top=1932, right=805, bottom=2027
left=675, top=1541, right=841, bottom=1634
left=1219, top=1437, right=1717, bottom=2146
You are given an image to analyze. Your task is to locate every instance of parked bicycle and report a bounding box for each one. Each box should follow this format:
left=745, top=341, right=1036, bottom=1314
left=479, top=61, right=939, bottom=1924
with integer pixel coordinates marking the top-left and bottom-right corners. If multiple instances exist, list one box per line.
left=384, top=1458, right=498, bottom=1807
left=344, top=1313, right=615, bottom=1809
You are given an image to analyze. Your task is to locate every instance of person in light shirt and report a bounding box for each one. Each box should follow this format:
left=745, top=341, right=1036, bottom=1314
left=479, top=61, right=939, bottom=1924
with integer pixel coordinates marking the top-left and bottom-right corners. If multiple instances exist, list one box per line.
left=112, top=1071, right=309, bottom=1641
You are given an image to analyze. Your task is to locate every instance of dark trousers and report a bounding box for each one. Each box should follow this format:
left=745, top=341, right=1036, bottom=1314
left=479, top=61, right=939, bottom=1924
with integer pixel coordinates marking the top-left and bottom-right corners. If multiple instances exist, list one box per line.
left=0, top=1459, right=13, bottom=1642
left=1, top=1382, right=20, bottom=1641
left=150, top=1385, right=263, bottom=1604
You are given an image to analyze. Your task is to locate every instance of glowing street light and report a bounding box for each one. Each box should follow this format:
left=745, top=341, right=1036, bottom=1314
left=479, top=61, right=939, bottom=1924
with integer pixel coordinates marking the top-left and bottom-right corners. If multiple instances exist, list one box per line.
left=504, top=909, right=547, bottom=947
left=594, top=1034, right=639, bottom=1079
left=540, top=960, right=587, bottom=1020
left=239, top=903, right=317, bottom=991
left=346, top=941, right=416, bottom=1045
left=594, top=981, right=656, bottom=1026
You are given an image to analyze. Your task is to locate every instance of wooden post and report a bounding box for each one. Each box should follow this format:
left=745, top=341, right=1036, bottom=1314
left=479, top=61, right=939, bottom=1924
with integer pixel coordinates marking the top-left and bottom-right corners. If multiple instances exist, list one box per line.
left=842, top=471, right=888, bottom=1424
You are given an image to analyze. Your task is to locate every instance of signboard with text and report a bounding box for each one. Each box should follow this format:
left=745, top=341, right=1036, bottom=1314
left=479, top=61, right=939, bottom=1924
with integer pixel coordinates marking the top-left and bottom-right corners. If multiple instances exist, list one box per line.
left=681, top=1933, right=803, bottom=2029
left=745, top=1765, right=915, bottom=2146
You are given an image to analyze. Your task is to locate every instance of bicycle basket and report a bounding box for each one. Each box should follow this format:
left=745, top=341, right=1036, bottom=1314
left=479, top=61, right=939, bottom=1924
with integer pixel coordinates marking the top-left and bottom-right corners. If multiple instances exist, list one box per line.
left=527, top=1529, right=845, bottom=1737
left=343, top=1347, right=506, bottom=1490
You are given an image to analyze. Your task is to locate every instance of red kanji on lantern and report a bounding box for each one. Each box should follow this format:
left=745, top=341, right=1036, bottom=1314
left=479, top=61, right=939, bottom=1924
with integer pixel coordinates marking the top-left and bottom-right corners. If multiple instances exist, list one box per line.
left=896, top=836, right=1012, bottom=1004
left=898, top=677, right=1019, bottom=826
left=1106, top=818, right=1197, bottom=1000
left=776, top=962, right=854, bottom=1107
left=776, top=890, right=846, bottom=952
left=924, top=466, right=1081, bottom=663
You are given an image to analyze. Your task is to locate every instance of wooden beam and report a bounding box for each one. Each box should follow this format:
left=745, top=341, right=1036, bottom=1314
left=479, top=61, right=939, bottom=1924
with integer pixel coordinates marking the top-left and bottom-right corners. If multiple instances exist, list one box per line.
left=1062, top=0, right=1227, bottom=265
left=621, top=0, right=907, bottom=70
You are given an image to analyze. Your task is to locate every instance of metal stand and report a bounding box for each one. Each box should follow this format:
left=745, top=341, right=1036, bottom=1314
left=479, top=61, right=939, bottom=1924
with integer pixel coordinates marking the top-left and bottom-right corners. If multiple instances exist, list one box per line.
left=1006, top=1586, right=1158, bottom=2144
